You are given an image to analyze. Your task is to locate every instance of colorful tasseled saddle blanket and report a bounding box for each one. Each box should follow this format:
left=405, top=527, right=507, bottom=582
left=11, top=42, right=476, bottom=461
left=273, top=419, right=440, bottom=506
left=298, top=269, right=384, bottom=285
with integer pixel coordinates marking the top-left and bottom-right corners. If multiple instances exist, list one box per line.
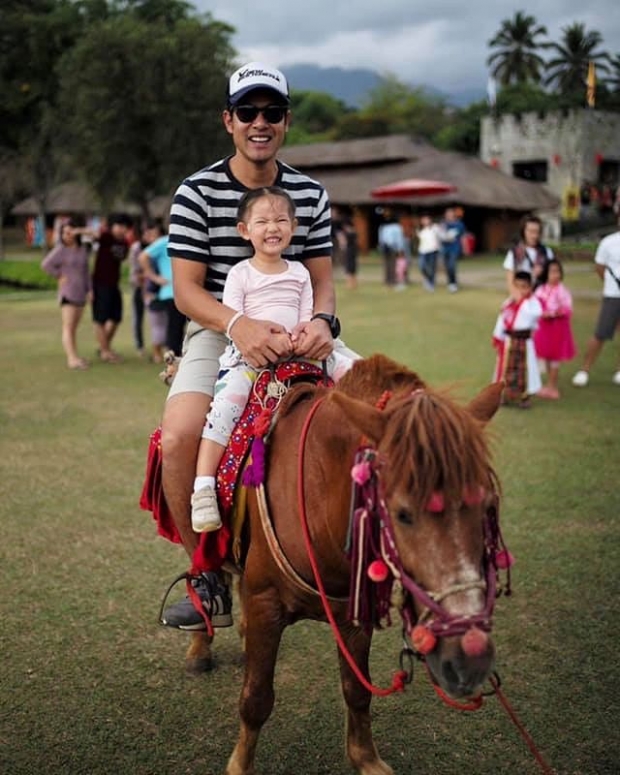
left=139, top=360, right=331, bottom=573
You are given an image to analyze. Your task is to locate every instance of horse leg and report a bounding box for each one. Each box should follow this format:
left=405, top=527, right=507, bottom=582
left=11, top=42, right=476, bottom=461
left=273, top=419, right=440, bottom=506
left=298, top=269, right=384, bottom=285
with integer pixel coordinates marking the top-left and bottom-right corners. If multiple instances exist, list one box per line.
left=338, top=625, right=393, bottom=775
left=226, top=593, right=284, bottom=775
left=235, top=574, right=247, bottom=651
left=185, top=631, right=213, bottom=674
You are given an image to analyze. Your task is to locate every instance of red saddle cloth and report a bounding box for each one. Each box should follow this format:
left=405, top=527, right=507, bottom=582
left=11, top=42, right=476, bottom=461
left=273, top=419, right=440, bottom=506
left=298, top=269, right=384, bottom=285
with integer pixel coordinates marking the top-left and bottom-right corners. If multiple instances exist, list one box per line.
left=139, top=360, right=329, bottom=573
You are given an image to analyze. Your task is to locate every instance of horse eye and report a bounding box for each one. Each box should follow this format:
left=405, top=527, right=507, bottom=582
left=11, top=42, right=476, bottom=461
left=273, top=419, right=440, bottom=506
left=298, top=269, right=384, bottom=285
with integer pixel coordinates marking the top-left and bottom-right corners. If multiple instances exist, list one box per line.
left=396, top=509, right=413, bottom=525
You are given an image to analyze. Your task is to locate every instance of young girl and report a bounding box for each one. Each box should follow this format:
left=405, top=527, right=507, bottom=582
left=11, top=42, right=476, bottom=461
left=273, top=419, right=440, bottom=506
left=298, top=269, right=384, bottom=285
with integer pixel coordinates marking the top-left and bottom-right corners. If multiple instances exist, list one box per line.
left=492, top=270, right=542, bottom=408
left=191, top=187, right=353, bottom=532
left=416, top=213, right=441, bottom=291
left=41, top=221, right=93, bottom=370
left=533, top=259, right=576, bottom=399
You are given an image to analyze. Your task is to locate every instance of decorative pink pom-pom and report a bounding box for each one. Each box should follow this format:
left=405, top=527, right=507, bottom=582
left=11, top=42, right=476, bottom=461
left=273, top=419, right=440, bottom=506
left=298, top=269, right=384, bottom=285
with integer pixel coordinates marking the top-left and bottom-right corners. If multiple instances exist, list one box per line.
left=367, top=559, right=389, bottom=583
left=426, top=491, right=444, bottom=513
left=495, top=549, right=515, bottom=569
left=351, top=461, right=371, bottom=485
left=463, top=485, right=485, bottom=506
left=411, top=625, right=437, bottom=655
left=461, top=627, right=489, bottom=657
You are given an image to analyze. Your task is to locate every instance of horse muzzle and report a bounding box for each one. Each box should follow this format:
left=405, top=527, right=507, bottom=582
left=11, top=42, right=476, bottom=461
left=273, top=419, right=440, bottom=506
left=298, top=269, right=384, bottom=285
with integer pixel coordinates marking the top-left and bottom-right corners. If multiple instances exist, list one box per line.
left=426, top=634, right=496, bottom=699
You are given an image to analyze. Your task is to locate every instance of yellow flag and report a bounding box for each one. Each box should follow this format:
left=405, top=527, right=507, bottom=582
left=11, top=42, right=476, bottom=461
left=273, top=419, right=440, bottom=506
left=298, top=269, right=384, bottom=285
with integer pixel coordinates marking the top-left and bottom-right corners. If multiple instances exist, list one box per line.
left=562, top=184, right=580, bottom=221
left=587, top=61, right=596, bottom=108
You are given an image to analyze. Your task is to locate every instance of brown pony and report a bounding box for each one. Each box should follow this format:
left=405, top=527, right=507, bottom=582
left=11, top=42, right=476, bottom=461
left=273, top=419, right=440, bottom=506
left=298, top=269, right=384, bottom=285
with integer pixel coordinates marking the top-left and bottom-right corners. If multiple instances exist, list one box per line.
left=194, top=354, right=505, bottom=775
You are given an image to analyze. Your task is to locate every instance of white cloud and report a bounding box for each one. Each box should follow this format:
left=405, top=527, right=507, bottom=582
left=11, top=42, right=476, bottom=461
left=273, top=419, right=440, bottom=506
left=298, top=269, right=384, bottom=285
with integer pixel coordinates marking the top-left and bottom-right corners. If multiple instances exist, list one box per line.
left=195, top=0, right=620, bottom=95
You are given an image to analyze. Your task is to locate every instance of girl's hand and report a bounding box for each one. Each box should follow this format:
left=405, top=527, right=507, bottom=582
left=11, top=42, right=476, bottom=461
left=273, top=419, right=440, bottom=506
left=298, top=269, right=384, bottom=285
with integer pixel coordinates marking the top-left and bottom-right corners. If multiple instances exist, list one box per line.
left=231, top=316, right=293, bottom=368
left=291, top=318, right=333, bottom=360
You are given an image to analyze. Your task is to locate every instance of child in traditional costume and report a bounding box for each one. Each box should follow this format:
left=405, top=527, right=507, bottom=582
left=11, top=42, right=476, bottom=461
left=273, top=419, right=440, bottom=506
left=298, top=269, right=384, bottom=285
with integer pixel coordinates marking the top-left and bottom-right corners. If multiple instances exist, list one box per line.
left=492, top=271, right=542, bottom=408
left=533, top=259, right=577, bottom=399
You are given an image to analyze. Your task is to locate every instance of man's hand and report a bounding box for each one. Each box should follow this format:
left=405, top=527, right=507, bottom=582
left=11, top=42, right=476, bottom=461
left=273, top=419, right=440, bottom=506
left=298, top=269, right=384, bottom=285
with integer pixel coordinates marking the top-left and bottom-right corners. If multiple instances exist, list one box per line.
left=291, top=318, right=333, bottom=360
left=231, top=315, right=293, bottom=368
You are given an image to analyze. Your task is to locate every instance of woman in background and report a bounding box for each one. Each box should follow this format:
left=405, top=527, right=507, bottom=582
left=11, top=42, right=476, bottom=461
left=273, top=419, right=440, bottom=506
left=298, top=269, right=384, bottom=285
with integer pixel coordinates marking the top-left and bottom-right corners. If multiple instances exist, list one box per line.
left=41, top=221, right=92, bottom=370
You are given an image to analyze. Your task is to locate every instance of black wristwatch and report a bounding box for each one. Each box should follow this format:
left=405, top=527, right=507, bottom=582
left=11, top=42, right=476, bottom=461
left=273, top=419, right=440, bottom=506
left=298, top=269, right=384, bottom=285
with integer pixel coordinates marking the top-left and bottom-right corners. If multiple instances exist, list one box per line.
left=311, top=313, right=341, bottom=338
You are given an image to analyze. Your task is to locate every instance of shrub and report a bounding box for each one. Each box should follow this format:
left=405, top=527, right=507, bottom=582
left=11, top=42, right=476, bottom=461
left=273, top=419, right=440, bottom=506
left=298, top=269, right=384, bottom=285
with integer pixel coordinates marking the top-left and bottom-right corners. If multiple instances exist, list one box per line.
left=0, top=260, right=56, bottom=290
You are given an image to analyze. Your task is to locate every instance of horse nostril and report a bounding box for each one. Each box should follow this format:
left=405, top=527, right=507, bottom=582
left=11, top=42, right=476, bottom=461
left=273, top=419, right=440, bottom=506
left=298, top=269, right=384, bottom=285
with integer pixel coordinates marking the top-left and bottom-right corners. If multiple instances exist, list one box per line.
left=442, top=659, right=459, bottom=688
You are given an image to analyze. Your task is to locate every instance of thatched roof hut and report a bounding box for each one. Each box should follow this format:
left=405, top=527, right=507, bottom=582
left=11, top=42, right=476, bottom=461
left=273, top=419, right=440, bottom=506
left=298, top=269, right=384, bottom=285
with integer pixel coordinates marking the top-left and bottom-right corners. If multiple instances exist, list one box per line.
left=280, top=135, right=559, bottom=211
left=280, top=135, right=560, bottom=252
left=11, top=182, right=170, bottom=219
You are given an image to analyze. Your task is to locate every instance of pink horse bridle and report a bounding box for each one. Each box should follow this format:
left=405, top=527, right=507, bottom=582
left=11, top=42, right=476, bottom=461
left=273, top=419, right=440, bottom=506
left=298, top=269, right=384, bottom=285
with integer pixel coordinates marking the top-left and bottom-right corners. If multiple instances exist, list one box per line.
left=296, top=395, right=555, bottom=773
left=296, top=393, right=512, bottom=694
left=353, top=444, right=510, bottom=642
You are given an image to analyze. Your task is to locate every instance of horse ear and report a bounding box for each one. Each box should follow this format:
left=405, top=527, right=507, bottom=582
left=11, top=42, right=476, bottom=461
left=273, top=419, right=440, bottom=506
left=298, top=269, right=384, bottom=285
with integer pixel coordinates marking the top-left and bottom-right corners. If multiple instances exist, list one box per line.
left=467, top=382, right=504, bottom=424
left=329, top=392, right=389, bottom=443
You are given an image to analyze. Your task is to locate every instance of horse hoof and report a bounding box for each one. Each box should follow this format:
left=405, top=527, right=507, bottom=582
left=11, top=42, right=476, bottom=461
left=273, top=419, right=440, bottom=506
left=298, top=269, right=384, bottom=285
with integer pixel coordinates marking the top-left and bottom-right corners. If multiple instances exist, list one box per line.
left=185, top=656, right=213, bottom=675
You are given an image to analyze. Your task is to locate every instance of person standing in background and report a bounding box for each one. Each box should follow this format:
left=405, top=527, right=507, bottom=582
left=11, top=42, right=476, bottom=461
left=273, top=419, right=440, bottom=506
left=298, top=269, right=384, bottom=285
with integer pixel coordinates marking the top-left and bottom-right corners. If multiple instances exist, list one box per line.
left=533, top=259, right=577, bottom=399
left=492, top=271, right=542, bottom=408
left=138, top=220, right=186, bottom=358
left=91, top=213, right=132, bottom=363
left=128, top=225, right=148, bottom=358
left=503, top=214, right=553, bottom=293
left=41, top=220, right=93, bottom=370
left=341, top=215, right=359, bottom=290
left=416, top=213, right=442, bottom=291
left=378, top=209, right=406, bottom=288
left=439, top=207, right=466, bottom=293
left=572, top=211, right=620, bottom=387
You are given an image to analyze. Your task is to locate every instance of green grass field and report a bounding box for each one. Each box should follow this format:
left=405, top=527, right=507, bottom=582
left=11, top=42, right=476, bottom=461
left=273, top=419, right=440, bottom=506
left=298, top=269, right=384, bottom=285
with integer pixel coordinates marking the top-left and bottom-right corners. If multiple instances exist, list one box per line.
left=1, top=259, right=619, bottom=775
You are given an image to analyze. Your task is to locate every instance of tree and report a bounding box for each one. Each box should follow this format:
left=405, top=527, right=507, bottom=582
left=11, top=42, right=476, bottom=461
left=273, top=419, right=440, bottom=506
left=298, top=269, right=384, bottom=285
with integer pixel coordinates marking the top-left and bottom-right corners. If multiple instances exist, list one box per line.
left=57, top=7, right=236, bottom=214
left=608, top=53, right=620, bottom=93
left=544, top=23, right=611, bottom=100
left=0, top=150, right=29, bottom=258
left=331, top=75, right=448, bottom=141
left=0, top=0, right=88, bottom=225
left=487, top=11, right=548, bottom=86
left=434, top=102, right=488, bottom=155
left=494, top=81, right=558, bottom=114
left=289, top=90, right=351, bottom=136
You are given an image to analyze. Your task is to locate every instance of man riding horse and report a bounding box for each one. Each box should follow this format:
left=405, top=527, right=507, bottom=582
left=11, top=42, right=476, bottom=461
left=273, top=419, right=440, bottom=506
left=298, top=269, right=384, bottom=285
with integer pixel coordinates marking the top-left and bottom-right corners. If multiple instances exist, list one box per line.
left=159, top=61, right=356, bottom=630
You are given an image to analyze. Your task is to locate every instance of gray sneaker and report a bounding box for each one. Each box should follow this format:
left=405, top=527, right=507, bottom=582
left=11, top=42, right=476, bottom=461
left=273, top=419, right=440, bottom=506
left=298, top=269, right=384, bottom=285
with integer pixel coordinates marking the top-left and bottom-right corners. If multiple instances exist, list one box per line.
left=160, top=572, right=233, bottom=630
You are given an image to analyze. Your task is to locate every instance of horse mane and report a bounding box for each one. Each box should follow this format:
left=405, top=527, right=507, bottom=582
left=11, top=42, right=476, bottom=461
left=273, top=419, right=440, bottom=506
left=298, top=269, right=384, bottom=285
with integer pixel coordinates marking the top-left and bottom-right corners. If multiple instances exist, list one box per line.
left=277, top=355, right=497, bottom=511
left=337, top=354, right=497, bottom=508
left=380, top=388, right=499, bottom=512
left=336, top=353, right=426, bottom=402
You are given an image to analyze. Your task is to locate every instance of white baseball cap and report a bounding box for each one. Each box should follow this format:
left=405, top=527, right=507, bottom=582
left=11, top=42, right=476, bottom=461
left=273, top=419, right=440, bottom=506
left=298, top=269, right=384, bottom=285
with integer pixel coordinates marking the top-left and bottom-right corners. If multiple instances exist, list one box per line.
left=227, top=62, right=290, bottom=106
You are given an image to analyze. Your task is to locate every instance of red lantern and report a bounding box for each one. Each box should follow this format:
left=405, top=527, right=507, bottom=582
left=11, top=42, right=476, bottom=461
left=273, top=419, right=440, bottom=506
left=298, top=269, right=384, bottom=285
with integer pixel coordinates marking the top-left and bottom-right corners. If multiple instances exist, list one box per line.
left=595, top=153, right=604, bottom=165
left=552, top=154, right=562, bottom=166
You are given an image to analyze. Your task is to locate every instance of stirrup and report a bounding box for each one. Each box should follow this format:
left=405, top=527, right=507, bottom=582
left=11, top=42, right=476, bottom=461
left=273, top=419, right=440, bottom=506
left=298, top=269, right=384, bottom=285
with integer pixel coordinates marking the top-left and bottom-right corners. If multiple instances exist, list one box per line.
left=158, top=571, right=191, bottom=625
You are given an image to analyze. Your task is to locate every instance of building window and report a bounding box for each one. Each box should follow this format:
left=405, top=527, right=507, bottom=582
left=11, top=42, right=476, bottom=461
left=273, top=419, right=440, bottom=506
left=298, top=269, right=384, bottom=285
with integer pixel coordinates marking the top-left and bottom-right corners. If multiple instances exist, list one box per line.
left=512, top=160, right=548, bottom=183
left=598, top=159, right=619, bottom=187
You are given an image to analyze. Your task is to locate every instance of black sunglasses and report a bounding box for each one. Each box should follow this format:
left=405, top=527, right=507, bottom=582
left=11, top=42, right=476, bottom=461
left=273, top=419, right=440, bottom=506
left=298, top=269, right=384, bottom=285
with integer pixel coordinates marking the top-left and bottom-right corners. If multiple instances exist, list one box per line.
left=234, top=104, right=288, bottom=124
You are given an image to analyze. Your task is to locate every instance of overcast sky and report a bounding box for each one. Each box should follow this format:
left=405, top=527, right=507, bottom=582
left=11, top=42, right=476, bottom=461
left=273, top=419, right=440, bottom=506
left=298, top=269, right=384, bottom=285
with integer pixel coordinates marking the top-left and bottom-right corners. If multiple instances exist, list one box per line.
left=194, top=1, right=620, bottom=96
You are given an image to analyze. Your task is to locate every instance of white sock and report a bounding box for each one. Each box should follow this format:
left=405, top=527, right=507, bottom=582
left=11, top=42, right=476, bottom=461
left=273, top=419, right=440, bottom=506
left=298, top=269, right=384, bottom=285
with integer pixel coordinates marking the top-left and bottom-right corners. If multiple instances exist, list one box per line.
left=194, top=476, right=216, bottom=493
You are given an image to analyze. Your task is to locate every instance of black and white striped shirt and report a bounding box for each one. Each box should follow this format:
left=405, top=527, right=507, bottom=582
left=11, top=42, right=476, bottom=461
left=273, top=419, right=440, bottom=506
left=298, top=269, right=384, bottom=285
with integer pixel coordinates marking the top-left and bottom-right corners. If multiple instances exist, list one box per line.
left=168, top=157, right=332, bottom=301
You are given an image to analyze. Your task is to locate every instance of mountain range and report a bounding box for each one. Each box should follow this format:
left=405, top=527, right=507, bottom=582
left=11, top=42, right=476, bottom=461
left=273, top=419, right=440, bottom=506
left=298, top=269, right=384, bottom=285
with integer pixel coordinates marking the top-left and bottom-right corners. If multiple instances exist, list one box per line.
left=284, top=64, right=484, bottom=108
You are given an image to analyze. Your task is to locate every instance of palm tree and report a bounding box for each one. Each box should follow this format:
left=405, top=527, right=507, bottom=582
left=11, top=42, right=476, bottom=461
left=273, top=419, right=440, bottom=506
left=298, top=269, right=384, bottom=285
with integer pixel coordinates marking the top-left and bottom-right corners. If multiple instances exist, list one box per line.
left=487, top=11, right=548, bottom=86
left=607, top=53, right=620, bottom=93
left=544, top=23, right=611, bottom=96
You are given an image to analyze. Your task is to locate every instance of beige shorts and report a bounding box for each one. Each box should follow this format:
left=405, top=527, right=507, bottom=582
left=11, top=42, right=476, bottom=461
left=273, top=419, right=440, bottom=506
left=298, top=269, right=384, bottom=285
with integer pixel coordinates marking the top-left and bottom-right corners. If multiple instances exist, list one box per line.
left=166, top=320, right=228, bottom=399
left=166, top=320, right=361, bottom=400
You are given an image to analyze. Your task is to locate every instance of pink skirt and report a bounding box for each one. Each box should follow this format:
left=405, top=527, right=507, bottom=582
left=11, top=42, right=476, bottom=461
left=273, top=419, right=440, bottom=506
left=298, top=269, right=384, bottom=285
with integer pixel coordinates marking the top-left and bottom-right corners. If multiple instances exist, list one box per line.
left=534, top=317, right=577, bottom=362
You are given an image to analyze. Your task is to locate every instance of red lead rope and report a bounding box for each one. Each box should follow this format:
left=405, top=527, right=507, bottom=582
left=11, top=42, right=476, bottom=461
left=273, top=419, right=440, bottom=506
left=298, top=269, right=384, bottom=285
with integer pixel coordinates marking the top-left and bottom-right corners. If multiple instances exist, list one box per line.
left=296, top=393, right=556, bottom=773
left=297, top=396, right=407, bottom=696
left=489, top=675, right=556, bottom=774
